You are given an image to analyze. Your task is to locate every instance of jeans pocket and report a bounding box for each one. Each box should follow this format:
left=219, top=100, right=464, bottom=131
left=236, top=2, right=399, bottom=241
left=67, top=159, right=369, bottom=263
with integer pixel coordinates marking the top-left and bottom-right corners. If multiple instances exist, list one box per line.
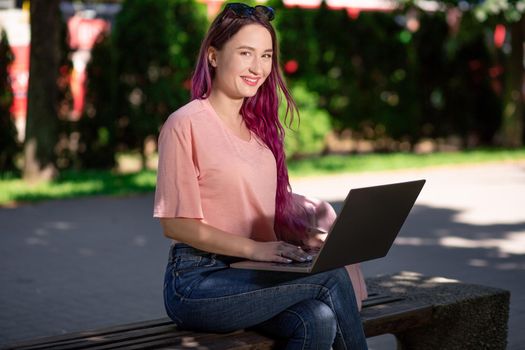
left=174, top=253, right=217, bottom=273
left=172, top=252, right=217, bottom=299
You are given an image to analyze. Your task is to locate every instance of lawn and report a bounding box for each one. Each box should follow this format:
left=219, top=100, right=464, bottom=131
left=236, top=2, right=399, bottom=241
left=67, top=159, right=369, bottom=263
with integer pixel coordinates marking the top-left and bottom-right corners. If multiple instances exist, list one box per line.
left=286, top=148, right=525, bottom=175
left=1, top=148, right=524, bottom=206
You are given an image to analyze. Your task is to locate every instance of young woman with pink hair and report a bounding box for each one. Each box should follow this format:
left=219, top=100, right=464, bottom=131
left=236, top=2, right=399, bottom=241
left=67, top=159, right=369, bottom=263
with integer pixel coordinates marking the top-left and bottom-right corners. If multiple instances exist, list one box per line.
left=153, top=3, right=368, bottom=349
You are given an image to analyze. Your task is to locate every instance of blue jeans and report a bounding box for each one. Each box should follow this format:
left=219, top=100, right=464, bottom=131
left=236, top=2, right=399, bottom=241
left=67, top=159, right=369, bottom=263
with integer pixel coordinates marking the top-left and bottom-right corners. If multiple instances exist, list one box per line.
left=163, top=243, right=368, bottom=350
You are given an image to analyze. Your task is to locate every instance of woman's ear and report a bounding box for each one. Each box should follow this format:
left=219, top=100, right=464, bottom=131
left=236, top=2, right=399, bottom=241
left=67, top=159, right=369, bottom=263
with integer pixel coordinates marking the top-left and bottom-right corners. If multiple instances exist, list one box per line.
left=208, top=46, right=218, bottom=68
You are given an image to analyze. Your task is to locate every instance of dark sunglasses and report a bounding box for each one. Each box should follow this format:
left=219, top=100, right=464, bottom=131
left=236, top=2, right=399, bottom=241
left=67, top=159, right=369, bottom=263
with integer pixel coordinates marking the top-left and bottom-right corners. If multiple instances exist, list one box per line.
left=223, top=2, right=275, bottom=22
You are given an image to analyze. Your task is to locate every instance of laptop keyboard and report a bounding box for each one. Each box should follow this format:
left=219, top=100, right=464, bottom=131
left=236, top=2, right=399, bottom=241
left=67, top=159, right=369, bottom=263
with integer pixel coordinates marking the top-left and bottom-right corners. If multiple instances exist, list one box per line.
left=269, top=260, right=313, bottom=267
left=270, top=261, right=312, bottom=267
left=269, top=253, right=318, bottom=267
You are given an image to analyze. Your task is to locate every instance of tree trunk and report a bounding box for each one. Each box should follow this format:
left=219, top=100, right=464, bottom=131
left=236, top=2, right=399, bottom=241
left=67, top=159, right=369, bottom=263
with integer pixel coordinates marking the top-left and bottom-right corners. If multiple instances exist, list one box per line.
left=23, top=0, right=61, bottom=182
left=500, top=17, right=524, bottom=148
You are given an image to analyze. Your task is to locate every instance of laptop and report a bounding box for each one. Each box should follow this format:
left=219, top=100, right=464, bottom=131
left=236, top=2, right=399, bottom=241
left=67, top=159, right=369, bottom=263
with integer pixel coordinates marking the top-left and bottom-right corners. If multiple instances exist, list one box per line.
left=230, top=179, right=426, bottom=274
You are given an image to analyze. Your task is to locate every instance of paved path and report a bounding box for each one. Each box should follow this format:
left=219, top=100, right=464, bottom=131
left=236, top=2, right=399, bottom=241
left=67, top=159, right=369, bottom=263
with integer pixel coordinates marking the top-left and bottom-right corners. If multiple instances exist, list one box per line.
left=1, top=161, right=524, bottom=349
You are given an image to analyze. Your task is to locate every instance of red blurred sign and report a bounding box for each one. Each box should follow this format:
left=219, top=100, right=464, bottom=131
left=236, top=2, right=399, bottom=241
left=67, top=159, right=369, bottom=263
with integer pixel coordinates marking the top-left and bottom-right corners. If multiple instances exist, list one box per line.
left=68, top=15, right=109, bottom=50
left=67, top=15, right=110, bottom=118
left=8, top=45, right=29, bottom=120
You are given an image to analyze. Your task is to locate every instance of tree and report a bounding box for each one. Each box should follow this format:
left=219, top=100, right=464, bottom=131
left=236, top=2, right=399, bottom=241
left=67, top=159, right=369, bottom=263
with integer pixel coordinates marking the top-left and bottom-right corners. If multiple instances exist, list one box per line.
left=23, top=0, right=61, bottom=181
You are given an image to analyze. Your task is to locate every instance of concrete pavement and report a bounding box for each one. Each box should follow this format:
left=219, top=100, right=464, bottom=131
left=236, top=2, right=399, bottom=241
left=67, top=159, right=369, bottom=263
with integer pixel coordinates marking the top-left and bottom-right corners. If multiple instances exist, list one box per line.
left=1, top=161, right=524, bottom=349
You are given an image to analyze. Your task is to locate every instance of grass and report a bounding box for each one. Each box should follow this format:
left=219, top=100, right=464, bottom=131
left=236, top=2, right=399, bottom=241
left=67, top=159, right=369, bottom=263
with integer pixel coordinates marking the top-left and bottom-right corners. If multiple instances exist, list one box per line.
left=287, top=148, right=525, bottom=176
left=1, top=148, right=524, bottom=206
left=0, top=170, right=157, bottom=206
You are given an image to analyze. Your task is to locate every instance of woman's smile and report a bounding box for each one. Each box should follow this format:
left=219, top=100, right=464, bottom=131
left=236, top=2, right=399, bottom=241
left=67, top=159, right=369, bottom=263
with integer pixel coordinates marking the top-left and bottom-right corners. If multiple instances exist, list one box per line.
left=241, top=75, right=260, bottom=86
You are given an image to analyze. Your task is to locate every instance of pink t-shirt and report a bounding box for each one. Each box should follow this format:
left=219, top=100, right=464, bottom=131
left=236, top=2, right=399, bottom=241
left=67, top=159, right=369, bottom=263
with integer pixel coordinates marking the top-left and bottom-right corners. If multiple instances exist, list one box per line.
left=153, top=98, right=278, bottom=242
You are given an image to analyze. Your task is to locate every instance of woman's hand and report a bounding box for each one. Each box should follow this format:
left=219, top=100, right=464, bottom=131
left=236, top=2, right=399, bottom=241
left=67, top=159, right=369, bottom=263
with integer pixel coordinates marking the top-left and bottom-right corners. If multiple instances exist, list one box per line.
left=250, top=241, right=314, bottom=263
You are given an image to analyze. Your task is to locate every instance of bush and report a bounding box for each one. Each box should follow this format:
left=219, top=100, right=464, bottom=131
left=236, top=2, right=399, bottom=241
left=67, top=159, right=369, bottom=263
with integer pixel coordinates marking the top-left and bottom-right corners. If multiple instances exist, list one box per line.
left=113, top=0, right=207, bottom=168
left=269, top=0, right=506, bottom=147
left=281, top=83, right=332, bottom=159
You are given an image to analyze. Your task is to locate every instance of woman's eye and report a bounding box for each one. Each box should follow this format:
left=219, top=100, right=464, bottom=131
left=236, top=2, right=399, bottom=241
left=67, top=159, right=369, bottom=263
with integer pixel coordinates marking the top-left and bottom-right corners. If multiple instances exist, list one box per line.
left=263, top=54, right=272, bottom=59
left=240, top=51, right=251, bottom=56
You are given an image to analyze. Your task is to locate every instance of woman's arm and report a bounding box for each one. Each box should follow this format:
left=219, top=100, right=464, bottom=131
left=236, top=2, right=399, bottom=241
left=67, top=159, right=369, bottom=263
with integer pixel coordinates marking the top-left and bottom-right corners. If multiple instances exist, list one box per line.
left=160, top=218, right=313, bottom=263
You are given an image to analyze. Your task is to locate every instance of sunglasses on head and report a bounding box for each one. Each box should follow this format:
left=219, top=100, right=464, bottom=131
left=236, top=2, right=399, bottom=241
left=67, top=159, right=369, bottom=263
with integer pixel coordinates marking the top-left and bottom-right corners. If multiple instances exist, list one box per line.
left=223, top=2, right=275, bottom=22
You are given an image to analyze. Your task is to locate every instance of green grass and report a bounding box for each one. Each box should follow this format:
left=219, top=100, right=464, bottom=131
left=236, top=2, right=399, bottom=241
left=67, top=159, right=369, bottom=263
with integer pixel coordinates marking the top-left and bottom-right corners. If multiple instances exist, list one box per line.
left=0, top=170, right=157, bottom=206
left=287, top=148, right=525, bottom=177
left=1, top=148, right=524, bottom=206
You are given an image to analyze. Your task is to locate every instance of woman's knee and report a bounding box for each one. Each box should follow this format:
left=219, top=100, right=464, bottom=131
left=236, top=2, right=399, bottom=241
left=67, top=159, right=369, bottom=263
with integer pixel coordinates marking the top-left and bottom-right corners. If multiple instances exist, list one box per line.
left=288, top=299, right=337, bottom=349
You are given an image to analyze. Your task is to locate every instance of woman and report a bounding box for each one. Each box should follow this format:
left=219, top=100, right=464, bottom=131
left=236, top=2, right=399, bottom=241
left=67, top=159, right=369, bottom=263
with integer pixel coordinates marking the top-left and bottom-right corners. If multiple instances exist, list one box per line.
left=154, top=3, right=368, bottom=349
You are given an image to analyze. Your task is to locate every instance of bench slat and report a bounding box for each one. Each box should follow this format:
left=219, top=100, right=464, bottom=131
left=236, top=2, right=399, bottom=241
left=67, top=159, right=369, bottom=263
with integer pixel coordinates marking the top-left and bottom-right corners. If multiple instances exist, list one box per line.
left=47, top=329, right=274, bottom=350
left=119, top=330, right=276, bottom=350
left=5, top=319, right=175, bottom=349
left=362, top=295, right=404, bottom=307
left=19, top=324, right=185, bottom=350
left=362, top=300, right=433, bottom=337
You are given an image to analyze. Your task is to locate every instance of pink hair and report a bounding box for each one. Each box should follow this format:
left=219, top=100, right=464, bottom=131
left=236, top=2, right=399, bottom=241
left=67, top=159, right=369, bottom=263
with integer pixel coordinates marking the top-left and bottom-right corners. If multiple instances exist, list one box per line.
left=191, top=6, right=308, bottom=244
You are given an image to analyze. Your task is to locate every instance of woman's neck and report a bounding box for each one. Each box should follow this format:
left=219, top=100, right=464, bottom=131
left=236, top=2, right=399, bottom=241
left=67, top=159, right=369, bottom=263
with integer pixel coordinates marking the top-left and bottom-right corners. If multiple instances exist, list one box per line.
left=207, top=90, right=252, bottom=141
left=207, top=90, right=244, bottom=125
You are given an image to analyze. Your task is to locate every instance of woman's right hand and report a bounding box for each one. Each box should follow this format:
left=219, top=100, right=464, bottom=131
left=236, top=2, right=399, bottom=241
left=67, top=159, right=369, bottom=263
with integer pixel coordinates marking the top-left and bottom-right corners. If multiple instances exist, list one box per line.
left=250, top=241, right=314, bottom=263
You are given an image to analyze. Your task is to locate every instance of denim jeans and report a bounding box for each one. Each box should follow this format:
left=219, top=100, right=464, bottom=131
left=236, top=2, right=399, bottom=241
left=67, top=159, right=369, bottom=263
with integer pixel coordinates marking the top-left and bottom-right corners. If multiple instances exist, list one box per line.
left=163, top=243, right=368, bottom=350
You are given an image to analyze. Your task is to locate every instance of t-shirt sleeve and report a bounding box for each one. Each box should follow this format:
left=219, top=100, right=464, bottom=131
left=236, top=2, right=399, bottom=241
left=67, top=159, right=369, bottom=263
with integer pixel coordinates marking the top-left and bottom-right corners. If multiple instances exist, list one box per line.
left=153, top=116, right=204, bottom=219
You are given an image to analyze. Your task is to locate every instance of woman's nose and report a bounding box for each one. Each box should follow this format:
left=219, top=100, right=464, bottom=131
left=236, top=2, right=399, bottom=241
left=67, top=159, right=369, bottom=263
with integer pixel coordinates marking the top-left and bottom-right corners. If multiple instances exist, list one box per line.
left=249, top=57, right=262, bottom=75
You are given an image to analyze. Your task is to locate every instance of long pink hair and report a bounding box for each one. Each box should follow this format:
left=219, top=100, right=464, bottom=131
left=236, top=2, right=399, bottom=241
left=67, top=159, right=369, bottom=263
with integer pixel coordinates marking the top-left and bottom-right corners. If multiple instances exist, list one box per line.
left=191, top=5, right=308, bottom=244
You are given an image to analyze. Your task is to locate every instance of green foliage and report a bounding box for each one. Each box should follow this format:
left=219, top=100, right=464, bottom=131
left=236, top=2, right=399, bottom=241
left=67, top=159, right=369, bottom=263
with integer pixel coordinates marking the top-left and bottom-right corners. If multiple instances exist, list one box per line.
left=281, top=83, right=332, bottom=158
left=269, top=0, right=507, bottom=146
left=473, top=0, right=525, bottom=22
left=76, top=33, right=118, bottom=169
left=0, top=30, right=19, bottom=172
left=113, top=0, right=207, bottom=163
left=271, top=0, right=423, bottom=139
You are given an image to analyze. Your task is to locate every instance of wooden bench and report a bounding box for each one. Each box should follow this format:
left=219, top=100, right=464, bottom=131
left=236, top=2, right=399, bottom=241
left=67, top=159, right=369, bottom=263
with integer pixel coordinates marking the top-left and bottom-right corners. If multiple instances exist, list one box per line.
left=2, top=271, right=510, bottom=350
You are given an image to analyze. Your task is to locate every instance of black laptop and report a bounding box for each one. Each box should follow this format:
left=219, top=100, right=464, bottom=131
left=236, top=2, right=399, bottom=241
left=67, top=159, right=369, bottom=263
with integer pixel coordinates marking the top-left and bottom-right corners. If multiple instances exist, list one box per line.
left=230, top=179, right=426, bottom=274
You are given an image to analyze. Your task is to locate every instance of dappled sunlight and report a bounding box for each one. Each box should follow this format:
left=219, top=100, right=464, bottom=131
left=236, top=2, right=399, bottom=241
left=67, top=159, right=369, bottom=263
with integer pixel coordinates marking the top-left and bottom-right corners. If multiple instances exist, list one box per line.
left=34, top=228, right=47, bottom=236
left=181, top=336, right=200, bottom=347
left=395, top=237, right=435, bottom=246
left=469, top=259, right=489, bottom=267
left=132, top=235, right=147, bottom=247
left=468, top=258, right=525, bottom=270
left=78, top=248, right=95, bottom=257
left=440, top=232, right=525, bottom=255
left=395, top=231, right=525, bottom=255
left=46, top=221, right=75, bottom=230
left=372, top=271, right=463, bottom=294
left=451, top=203, right=525, bottom=226
left=427, top=276, right=460, bottom=283
left=32, top=221, right=76, bottom=236
left=25, top=237, right=48, bottom=246
left=25, top=220, right=77, bottom=247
